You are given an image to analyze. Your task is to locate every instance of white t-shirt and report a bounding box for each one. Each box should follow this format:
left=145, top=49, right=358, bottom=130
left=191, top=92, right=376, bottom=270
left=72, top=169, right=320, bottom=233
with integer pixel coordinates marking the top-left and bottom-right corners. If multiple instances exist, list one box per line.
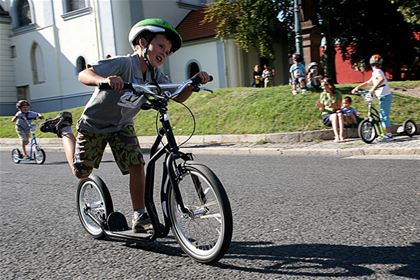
left=371, top=68, right=391, bottom=98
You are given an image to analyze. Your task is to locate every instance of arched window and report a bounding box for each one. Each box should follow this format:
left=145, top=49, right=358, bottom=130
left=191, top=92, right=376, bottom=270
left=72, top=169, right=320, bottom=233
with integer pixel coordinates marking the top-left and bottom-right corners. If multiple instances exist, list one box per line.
left=31, top=43, right=45, bottom=84
left=17, top=0, right=32, bottom=27
left=187, top=61, right=200, bottom=78
left=76, top=56, right=86, bottom=74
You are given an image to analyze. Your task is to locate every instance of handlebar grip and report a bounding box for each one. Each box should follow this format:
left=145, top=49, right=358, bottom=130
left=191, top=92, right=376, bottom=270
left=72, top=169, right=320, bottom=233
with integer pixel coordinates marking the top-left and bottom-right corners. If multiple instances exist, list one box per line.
left=190, top=75, right=213, bottom=85
left=98, top=82, right=132, bottom=90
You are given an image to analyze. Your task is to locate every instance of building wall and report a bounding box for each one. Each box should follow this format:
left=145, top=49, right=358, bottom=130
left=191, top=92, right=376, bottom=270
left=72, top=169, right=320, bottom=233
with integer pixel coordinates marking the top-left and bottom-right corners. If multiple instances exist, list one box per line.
left=169, top=38, right=223, bottom=89
left=0, top=12, right=16, bottom=115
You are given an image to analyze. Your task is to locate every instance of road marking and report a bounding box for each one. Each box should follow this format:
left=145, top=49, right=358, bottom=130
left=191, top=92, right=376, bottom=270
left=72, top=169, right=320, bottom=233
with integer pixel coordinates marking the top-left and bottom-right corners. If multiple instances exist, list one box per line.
left=345, top=155, right=420, bottom=160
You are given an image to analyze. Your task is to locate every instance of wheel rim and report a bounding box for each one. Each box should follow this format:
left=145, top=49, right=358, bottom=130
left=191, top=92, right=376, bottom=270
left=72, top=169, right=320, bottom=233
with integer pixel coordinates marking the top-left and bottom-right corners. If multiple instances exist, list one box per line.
left=34, top=148, right=45, bottom=164
left=361, top=121, right=375, bottom=141
left=405, top=121, right=416, bottom=135
left=78, top=180, right=107, bottom=236
left=11, top=149, right=21, bottom=163
left=169, top=170, right=225, bottom=260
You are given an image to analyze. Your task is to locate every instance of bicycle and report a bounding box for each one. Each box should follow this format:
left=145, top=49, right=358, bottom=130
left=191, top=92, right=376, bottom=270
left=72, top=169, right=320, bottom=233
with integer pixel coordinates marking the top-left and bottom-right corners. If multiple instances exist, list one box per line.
left=11, top=123, right=46, bottom=164
left=76, top=76, right=233, bottom=264
left=355, top=90, right=417, bottom=143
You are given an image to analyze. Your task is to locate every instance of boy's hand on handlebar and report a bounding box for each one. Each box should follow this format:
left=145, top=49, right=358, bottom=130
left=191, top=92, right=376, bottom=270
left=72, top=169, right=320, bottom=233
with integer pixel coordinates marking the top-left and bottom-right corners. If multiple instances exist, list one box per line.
left=192, top=71, right=211, bottom=84
left=103, top=75, right=124, bottom=91
left=351, top=88, right=359, bottom=94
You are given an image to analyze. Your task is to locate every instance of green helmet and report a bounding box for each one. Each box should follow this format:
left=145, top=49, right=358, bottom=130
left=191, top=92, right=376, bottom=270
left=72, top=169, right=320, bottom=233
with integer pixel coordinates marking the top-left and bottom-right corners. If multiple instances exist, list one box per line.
left=128, top=18, right=182, bottom=53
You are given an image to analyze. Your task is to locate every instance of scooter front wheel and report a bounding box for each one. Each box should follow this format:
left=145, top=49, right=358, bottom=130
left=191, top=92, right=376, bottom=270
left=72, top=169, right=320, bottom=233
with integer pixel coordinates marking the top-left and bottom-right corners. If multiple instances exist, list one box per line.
left=403, top=119, right=417, bottom=137
left=34, top=146, right=46, bottom=164
left=11, top=148, right=22, bottom=164
left=167, top=162, right=232, bottom=264
left=358, top=119, right=377, bottom=144
left=77, top=175, right=114, bottom=239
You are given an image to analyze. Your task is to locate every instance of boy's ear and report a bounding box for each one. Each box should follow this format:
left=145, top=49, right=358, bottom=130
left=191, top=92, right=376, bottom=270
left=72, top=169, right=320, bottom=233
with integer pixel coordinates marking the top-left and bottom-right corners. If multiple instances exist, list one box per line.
left=138, top=37, right=148, bottom=49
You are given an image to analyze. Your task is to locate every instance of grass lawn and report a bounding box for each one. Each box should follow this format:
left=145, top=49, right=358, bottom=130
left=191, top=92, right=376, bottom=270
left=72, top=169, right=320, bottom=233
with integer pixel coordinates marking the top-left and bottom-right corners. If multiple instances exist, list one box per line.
left=1, top=81, right=419, bottom=138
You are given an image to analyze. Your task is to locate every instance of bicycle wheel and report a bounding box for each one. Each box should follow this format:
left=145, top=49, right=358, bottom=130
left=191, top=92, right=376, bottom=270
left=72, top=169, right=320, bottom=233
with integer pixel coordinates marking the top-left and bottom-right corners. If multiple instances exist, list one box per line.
left=11, top=148, right=22, bottom=164
left=403, top=119, right=417, bottom=137
left=167, top=161, right=232, bottom=264
left=77, top=175, right=114, bottom=239
left=34, top=146, right=46, bottom=164
left=358, top=119, right=376, bottom=144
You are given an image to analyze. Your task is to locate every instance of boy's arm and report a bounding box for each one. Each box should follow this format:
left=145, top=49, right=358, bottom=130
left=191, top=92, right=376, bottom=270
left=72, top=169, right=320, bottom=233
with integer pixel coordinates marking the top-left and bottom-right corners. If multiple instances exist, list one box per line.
left=174, top=71, right=211, bottom=103
left=79, top=67, right=125, bottom=91
left=11, top=116, right=17, bottom=122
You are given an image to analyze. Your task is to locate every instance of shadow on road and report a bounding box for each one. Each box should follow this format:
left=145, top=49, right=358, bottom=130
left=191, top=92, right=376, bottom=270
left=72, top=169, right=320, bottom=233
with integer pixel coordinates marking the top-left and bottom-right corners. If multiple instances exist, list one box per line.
left=215, top=241, right=420, bottom=278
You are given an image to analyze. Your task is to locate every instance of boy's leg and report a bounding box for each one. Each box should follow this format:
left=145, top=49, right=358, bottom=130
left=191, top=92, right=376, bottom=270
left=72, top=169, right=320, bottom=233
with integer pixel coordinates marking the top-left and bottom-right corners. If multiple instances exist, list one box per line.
left=107, top=126, right=150, bottom=233
left=17, top=131, right=29, bottom=157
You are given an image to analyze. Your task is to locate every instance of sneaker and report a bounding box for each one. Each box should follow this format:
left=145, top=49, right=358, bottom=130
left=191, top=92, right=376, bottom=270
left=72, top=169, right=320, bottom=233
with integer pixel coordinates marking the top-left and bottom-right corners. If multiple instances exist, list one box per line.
left=40, top=112, right=73, bottom=137
left=292, top=90, right=298, bottom=96
left=301, top=89, right=308, bottom=94
left=378, top=133, right=393, bottom=142
left=132, top=212, right=153, bottom=233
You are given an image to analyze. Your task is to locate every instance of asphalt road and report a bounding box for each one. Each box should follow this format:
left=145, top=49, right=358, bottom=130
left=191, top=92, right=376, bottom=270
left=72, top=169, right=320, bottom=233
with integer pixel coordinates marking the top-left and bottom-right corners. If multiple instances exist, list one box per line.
left=1, top=151, right=419, bottom=280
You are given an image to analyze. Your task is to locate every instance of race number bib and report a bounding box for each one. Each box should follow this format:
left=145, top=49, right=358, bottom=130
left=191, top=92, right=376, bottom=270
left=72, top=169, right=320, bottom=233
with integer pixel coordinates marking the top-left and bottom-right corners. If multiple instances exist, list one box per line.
left=117, top=91, right=142, bottom=109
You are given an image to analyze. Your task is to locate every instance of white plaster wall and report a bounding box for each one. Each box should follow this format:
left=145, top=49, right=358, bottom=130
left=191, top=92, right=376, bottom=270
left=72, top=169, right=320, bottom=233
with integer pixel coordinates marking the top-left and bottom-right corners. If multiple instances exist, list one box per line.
left=169, top=40, right=220, bottom=90
left=142, top=0, right=189, bottom=27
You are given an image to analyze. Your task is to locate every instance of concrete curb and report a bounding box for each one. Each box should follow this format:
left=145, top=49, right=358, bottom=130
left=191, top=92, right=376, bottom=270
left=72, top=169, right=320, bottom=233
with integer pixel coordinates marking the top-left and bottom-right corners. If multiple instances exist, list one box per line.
left=1, top=127, right=419, bottom=156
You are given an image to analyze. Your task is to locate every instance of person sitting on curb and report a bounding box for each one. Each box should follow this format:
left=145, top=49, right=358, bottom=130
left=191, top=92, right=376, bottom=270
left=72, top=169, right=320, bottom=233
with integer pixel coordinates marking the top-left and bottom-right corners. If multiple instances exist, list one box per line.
left=316, top=78, right=345, bottom=142
left=341, top=96, right=360, bottom=127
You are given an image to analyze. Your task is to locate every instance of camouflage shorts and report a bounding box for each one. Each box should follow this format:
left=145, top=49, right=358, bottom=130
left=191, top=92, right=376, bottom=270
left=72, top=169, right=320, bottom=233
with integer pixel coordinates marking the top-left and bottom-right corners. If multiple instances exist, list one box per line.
left=73, top=126, right=145, bottom=178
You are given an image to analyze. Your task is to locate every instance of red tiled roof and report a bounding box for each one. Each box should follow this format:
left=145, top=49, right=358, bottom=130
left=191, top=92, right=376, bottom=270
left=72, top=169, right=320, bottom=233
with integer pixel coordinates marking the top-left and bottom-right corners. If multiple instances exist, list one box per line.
left=176, top=9, right=218, bottom=42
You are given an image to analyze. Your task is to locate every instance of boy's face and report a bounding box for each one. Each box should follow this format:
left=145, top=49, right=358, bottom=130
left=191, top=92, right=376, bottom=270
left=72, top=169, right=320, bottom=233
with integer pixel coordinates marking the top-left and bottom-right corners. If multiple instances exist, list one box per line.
left=19, top=105, right=29, bottom=112
left=141, top=34, right=172, bottom=68
left=343, top=100, right=351, bottom=108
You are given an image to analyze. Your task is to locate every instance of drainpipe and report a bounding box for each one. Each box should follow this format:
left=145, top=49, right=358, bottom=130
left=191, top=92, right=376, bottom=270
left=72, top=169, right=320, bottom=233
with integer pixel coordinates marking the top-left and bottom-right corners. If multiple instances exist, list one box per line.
left=93, top=0, right=103, bottom=59
left=50, top=0, right=64, bottom=110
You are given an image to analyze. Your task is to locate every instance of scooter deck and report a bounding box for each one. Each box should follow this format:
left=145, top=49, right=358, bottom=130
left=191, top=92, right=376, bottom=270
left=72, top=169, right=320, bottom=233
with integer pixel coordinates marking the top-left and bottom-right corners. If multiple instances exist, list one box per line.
left=106, top=211, right=152, bottom=240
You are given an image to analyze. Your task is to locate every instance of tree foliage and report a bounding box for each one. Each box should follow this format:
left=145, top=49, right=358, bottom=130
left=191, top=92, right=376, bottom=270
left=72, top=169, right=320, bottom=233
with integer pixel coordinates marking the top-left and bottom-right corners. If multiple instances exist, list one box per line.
left=205, top=0, right=419, bottom=80
left=317, top=0, right=418, bottom=78
left=389, top=0, right=420, bottom=24
left=203, top=0, right=287, bottom=59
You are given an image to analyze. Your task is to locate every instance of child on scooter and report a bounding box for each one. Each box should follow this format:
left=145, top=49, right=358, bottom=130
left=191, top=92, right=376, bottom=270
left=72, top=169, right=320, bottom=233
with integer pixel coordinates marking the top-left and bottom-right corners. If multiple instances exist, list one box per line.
left=11, top=100, right=43, bottom=158
left=40, top=18, right=210, bottom=233
left=352, top=54, right=393, bottom=141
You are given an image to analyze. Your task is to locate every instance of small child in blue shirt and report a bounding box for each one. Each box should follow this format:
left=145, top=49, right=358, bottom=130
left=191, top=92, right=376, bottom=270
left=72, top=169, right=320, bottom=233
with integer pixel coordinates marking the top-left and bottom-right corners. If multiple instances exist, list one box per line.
left=11, top=100, right=43, bottom=158
left=289, top=53, right=307, bottom=95
left=341, top=96, right=359, bottom=127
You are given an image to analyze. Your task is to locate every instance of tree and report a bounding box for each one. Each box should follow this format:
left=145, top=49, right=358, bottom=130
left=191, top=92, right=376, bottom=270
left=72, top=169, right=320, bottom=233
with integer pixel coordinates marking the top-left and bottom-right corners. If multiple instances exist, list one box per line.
left=317, top=0, right=418, bottom=80
left=389, top=0, right=420, bottom=25
left=203, top=0, right=289, bottom=59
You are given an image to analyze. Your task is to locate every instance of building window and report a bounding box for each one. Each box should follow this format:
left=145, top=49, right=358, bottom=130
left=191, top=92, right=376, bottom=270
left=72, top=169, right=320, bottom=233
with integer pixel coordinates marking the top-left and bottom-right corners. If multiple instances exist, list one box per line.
left=76, top=56, right=86, bottom=74
left=17, top=85, right=30, bottom=101
left=64, top=0, right=87, bottom=13
left=31, top=43, right=45, bottom=84
left=187, top=61, right=200, bottom=79
left=17, top=0, right=32, bottom=27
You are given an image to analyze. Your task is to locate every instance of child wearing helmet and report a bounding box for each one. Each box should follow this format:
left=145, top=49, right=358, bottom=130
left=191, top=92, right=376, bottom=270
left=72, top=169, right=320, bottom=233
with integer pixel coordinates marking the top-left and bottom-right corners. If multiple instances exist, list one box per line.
left=40, top=18, right=211, bottom=233
left=352, top=54, right=393, bottom=141
left=11, top=100, right=44, bottom=158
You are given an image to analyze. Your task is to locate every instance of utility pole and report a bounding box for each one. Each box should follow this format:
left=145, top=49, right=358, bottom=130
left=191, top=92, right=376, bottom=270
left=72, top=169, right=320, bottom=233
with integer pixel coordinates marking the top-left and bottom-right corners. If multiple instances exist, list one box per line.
left=294, top=0, right=303, bottom=58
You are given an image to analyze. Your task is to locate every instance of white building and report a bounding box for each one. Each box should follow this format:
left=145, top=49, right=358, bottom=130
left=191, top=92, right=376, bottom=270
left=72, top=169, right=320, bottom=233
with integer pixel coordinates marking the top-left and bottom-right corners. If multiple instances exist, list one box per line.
left=0, top=0, right=288, bottom=116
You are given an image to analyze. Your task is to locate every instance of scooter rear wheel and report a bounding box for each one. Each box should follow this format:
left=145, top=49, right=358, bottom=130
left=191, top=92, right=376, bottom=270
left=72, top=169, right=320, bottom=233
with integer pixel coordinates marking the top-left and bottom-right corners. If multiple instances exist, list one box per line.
left=77, top=175, right=114, bottom=239
left=403, top=119, right=417, bottom=137
left=11, top=148, right=22, bottom=164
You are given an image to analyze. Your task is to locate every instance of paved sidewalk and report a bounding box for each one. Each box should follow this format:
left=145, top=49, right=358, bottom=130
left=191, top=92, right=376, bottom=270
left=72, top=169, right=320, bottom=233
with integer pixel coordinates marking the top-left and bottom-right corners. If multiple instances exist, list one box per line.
left=1, top=129, right=419, bottom=156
